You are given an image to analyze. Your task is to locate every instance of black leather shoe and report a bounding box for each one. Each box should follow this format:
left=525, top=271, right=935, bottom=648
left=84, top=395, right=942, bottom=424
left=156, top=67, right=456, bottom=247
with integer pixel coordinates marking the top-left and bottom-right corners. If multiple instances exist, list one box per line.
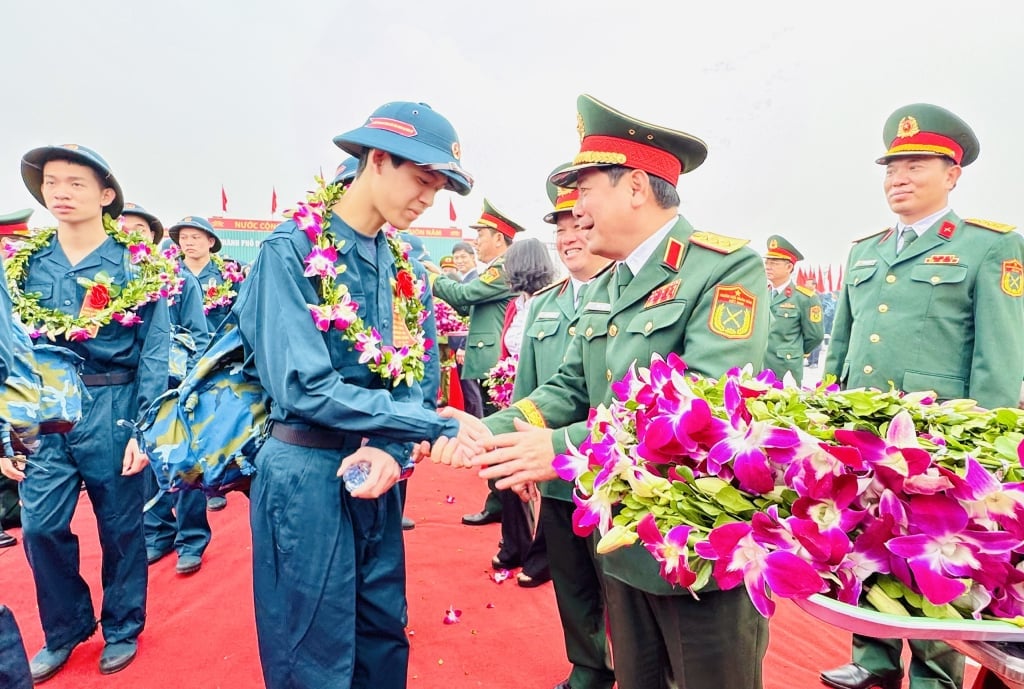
left=462, top=510, right=500, bottom=526
left=0, top=530, right=16, bottom=548
left=99, top=639, right=138, bottom=675
left=401, top=516, right=415, bottom=531
left=516, top=571, right=551, bottom=588
left=491, top=553, right=520, bottom=570
left=29, top=624, right=97, bottom=683
left=206, top=495, right=227, bottom=512
left=820, top=663, right=901, bottom=689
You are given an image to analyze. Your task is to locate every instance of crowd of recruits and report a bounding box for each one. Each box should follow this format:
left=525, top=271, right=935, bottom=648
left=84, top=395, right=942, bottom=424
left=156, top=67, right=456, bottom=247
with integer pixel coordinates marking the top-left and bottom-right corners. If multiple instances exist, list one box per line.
left=0, top=93, right=1020, bottom=689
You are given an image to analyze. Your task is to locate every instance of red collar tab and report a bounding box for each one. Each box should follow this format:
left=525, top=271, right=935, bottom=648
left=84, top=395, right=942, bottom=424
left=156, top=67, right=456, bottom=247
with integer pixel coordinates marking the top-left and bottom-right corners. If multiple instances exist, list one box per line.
left=662, top=237, right=685, bottom=270
left=938, top=221, right=956, bottom=239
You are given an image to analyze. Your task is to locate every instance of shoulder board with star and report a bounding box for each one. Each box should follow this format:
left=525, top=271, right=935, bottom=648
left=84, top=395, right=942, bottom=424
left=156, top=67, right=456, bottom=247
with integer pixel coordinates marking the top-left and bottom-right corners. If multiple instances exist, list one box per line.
left=854, top=228, right=892, bottom=243
left=795, top=285, right=816, bottom=298
left=533, top=277, right=569, bottom=296
left=965, top=218, right=1017, bottom=233
left=688, top=230, right=749, bottom=254
left=479, top=266, right=504, bottom=284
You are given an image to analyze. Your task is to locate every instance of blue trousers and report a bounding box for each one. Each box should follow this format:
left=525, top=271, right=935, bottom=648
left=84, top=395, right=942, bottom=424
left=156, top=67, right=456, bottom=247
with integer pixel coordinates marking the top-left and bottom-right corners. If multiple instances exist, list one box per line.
left=143, top=470, right=211, bottom=557
left=19, top=383, right=147, bottom=649
left=251, top=437, right=408, bottom=689
left=0, top=606, right=32, bottom=689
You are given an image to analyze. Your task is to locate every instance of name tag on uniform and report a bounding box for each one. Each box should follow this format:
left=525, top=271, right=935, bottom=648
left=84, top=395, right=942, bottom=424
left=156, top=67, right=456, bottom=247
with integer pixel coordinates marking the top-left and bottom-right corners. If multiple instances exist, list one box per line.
left=779, top=303, right=796, bottom=309
left=854, top=259, right=877, bottom=267
left=924, top=254, right=960, bottom=264
left=537, top=311, right=560, bottom=319
left=584, top=302, right=611, bottom=313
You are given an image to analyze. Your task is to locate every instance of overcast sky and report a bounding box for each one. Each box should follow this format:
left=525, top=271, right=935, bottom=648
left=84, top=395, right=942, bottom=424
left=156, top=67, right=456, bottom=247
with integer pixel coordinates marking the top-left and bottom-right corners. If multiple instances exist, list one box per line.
left=2, top=0, right=1021, bottom=270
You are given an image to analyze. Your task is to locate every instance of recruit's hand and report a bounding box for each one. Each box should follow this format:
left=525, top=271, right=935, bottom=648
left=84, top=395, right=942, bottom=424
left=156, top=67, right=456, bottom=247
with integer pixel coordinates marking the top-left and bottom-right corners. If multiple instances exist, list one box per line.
left=410, top=440, right=431, bottom=464
left=455, top=349, right=465, bottom=366
left=0, top=455, right=26, bottom=482
left=122, top=437, right=150, bottom=476
left=431, top=407, right=493, bottom=467
left=474, top=418, right=558, bottom=489
left=338, top=446, right=400, bottom=499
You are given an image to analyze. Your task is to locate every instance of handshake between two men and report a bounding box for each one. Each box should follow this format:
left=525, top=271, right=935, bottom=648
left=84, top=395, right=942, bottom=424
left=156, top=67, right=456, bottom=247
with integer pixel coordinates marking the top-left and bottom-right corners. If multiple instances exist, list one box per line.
left=412, top=407, right=559, bottom=499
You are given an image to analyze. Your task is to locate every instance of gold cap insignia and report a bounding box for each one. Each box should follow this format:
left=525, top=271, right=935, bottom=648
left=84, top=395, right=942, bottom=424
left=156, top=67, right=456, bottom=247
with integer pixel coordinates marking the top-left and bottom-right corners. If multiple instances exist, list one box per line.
left=769, top=238, right=778, bottom=249
left=62, top=143, right=80, bottom=150
left=183, top=216, right=193, bottom=222
left=897, top=116, right=920, bottom=139
left=451, top=142, right=461, bottom=160
left=576, top=112, right=586, bottom=142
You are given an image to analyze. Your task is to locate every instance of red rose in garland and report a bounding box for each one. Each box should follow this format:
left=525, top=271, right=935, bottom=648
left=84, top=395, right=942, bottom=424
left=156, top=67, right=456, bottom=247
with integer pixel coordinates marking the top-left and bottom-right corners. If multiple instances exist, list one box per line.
left=395, top=270, right=416, bottom=299
left=84, top=284, right=111, bottom=310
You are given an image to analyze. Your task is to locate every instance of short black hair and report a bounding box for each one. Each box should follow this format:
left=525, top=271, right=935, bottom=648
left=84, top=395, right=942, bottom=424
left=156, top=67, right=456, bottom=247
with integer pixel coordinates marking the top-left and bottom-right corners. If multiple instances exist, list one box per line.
left=452, top=241, right=475, bottom=255
left=605, top=165, right=680, bottom=209
left=43, top=153, right=111, bottom=190
left=356, top=149, right=409, bottom=176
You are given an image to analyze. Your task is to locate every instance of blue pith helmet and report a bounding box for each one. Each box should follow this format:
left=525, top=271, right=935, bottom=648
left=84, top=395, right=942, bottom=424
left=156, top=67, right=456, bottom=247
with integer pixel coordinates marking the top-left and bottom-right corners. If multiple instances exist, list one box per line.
left=332, top=101, right=474, bottom=196
left=121, top=202, right=165, bottom=244
left=21, top=144, right=125, bottom=217
left=332, top=156, right=359, bottom=187
left=398, top=231, right=430, bottom=263
left=168, top=215, right=222, bottom=253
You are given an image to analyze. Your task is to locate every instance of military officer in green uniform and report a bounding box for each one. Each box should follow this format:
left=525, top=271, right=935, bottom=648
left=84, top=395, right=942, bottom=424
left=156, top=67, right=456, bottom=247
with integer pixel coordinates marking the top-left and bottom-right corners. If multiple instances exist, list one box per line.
left=821, top=104, right=1024, bottom=689
left=429, top=199, right=520, bottom=526
left=516, top=164, right=615, bottom=689
left=763, top=235, right=824, bottom=386
left=434, top=94, right=771, bottom=689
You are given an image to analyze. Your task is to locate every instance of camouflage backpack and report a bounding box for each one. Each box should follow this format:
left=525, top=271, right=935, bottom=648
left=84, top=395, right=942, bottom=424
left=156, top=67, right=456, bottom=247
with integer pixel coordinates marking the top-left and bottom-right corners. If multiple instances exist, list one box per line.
left=0, top=321, right=87, bottom=458
left=135, top=315, right=267, bottom=496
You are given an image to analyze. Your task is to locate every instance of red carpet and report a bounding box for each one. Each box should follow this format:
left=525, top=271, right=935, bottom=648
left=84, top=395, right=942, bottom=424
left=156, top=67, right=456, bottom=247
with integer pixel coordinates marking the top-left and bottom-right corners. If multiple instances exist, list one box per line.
left=0, top=461, right=979, bottom=688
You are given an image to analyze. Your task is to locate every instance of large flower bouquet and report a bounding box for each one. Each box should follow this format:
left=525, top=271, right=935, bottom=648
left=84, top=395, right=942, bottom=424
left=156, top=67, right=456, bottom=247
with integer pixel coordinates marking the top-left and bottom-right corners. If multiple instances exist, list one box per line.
left=558, top=352, right=1024, bottom=623
left=483, top=355, right=518, bottom=410
left=434, top=298, right=469, bottom=336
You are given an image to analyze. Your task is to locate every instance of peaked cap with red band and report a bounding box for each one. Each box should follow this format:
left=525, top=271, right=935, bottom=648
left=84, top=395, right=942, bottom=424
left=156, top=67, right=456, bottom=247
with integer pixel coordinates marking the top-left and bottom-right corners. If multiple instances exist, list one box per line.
left=543, top=161, right=578, bottom=224
left=549, top=94, right=708, bottom=189
left=332, top=101, right=475, bottom=195
left=0, top=208, right=33, bottom=235
left=764, top=234, right=804, bottom=263
left=470, top=198, right=526, bottom=239
left=876, top=103, right=980, bottom=167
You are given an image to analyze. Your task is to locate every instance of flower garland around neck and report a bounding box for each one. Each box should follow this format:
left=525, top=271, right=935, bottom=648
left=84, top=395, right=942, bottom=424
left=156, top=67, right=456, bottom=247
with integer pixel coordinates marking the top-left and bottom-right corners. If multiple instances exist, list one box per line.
left=163, top=245, right=246, bottom=314
left=3, top=214, right=179, bottom=342
left=287, top=175, right=430, bottom=388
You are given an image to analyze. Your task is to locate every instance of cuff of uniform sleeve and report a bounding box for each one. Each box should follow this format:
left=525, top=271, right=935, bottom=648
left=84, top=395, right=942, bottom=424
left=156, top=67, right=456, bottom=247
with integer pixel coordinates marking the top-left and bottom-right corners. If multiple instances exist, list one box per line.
left=367, top=438, right=414, bottom=470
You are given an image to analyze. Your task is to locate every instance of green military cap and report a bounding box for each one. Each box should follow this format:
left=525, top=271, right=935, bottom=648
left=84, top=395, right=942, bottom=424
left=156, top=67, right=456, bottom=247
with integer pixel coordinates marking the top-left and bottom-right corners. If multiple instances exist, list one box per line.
left=121, top=202, right=165, bottom=244
left=550, top=94, right=709, bottom=188
left=877, top=103, right=980, bottom=167
left=470, top=198, right=527, bottom=239
left=0, top=208, right=33, bottom=233
left=764, top=234, right=804, bottom=263
left=543, top=162, right=579, bottom=224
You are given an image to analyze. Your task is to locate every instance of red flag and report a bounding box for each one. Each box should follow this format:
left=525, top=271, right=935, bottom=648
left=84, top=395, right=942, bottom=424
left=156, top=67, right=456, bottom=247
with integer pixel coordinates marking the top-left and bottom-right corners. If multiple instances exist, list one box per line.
left=827, top=265, right=834, bottom=292
left=271, top=187, right=278, bottom=215
left=221, top=185, right=228, bottom=213
left=449, top=199, right=457, bottom=226
left=816, top=266, right=825, bottom=292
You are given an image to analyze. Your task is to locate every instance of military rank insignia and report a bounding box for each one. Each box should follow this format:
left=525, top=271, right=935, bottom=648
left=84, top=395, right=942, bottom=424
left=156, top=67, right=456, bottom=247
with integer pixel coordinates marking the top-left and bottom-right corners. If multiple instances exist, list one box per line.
left=1002, top=259, right=1024, bottom=297
left=709, top=284, right=755, bottom=339
left=809, top=305, right=822, bottom=323
left=480, top=267, right=502, bottom=284
left=643, top=279, right=681, bottom=308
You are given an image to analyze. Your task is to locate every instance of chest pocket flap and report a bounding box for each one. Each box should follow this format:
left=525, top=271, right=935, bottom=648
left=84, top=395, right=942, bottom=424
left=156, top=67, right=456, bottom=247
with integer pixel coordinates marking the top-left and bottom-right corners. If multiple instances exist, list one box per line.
left=577, top=314, right=608, bottom=342
left=847, top=264, right=879, bottom=286
left=625, top=300, right=688, bottom=337
left=23, top=281, right=53, bottom=301
left=526, top=318, right=563, bottom=342
left=909, top=263, right=968, bottom=286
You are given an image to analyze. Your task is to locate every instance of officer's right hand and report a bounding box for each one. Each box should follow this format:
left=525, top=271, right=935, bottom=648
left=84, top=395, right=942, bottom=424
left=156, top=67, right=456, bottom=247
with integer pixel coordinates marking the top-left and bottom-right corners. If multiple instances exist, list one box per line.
left=0, top=456, right=26, bottom=482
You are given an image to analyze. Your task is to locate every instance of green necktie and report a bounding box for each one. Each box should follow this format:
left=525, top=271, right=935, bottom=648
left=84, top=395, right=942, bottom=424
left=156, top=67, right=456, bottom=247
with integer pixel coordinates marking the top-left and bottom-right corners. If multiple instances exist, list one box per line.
left=574, top=282, right=588, bottom=310
left=898, top=227, right=918, bottom=255
left=613, top=263, right=632, bottom=302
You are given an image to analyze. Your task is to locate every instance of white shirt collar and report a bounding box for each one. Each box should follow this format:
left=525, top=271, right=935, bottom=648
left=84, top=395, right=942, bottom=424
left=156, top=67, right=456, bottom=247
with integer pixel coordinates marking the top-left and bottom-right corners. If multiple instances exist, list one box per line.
left=623, top=215, right=678, bottom=277
left=896, top=207, right=951, bottom=238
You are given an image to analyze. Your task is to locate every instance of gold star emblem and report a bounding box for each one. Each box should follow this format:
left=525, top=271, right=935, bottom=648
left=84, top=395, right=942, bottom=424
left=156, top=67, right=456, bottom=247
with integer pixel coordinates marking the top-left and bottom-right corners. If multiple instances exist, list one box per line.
left=576, top=113, right=586, bottom=142
left=897, top=116, right=920, bottom=139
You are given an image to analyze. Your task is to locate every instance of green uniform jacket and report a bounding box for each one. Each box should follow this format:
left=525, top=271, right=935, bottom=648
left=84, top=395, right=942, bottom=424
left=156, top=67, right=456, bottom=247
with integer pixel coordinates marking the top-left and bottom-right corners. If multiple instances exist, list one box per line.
left=512, top=277, right=587, bottom=502
left=825, top=213, right=1024, bottom=409
left=764, top=282, right=824, bottom=385
left=431, top=257, right=513, bottom=381
left=484, top=215, right=770, bottom=594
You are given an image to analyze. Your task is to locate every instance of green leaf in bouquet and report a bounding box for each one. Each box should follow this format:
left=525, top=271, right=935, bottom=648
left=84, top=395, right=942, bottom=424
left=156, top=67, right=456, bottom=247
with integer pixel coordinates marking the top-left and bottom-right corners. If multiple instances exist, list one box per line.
left=875, top=574, right=904, bottom=600
left=920, top=597, right=965, bottom=620
left=712, top=484, right=757, bottom=514
left=689, top=557, right=713, bottom=592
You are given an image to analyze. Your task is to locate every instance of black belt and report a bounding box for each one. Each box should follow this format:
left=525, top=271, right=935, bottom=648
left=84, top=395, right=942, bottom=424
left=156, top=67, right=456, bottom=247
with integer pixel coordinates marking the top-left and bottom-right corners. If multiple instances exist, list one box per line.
left=80, top=370, right=135, bottom=386
left=270, top=422, right=358, bottom=450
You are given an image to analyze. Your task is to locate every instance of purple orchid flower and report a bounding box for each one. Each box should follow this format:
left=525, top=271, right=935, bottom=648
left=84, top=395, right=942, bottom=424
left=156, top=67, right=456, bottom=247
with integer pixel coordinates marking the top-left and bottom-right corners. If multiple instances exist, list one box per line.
left=943, top=456, right=1024, bottom=538
left=887, top=494, right=1024, bottom=605
left=834, top=410, right=931, bottom=492
left=303, top=245, right=339, bottom=279
left=637, top=514, right=697, bottom=590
